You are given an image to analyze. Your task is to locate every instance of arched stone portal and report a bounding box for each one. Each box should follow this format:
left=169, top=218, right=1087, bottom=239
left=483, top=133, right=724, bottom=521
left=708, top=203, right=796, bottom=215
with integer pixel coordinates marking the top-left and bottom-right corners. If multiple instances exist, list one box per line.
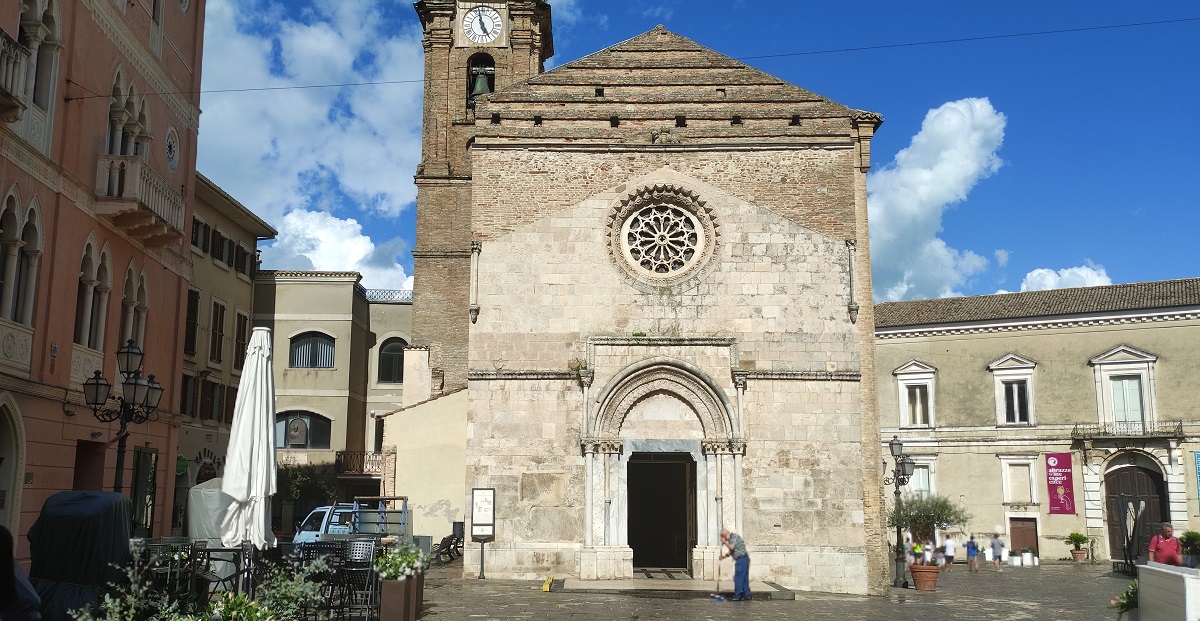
left=0, top=392, right=26, bottom=530
left=579, top=359, right=742, bottom=580
left=1103, top=452, right=1168, bottom=562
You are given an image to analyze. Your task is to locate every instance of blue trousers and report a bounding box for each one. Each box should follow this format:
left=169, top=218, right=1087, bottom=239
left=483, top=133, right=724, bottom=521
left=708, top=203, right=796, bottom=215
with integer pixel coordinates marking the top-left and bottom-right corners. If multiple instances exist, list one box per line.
left=733, top=555, right=751, bottom=599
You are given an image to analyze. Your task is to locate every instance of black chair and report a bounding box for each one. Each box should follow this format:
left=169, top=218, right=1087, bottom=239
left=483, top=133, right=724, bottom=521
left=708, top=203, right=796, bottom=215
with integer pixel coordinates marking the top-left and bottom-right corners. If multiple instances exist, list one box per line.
left=341, top=539, right=378, bottom=620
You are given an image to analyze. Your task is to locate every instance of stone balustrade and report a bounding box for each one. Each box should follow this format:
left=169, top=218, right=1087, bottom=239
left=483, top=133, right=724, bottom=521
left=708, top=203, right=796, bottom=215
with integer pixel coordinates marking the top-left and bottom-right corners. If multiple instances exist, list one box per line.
left=0, top=30, right=30, bottom=123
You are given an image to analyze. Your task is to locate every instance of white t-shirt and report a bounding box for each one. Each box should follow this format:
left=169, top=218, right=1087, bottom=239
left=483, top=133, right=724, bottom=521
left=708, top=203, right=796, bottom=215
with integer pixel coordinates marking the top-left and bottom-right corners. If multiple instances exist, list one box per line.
left=944, top=539, right=956, bottom=556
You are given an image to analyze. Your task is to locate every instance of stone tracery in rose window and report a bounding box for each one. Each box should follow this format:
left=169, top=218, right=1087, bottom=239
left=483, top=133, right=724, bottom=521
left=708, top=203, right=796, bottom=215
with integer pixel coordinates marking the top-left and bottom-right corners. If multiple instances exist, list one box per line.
left=626, top=205, right=699, bottom=274
left=606, top=183, right=719, bottom=292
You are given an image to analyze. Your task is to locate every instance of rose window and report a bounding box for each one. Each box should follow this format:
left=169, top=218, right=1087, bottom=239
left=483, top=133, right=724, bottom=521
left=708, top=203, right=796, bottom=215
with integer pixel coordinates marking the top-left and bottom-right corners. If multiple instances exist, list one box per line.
left=625, top=206, right=700, bottom=274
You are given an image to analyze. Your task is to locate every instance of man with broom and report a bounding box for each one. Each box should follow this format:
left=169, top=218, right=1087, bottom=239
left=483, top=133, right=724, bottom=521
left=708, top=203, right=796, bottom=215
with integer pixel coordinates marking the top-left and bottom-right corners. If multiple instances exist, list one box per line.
left=719, top=528, right=751, bottom=601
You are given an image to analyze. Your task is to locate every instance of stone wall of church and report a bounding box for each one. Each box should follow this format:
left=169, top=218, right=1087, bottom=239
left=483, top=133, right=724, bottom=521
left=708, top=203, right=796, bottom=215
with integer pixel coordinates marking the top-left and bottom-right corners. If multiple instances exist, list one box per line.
left=462, top=156, right=872, bottom=592
left=739, top=378, right=868, bottom=593
left=468, top=162, right=858, bottom=373
left=471, top=148, right=859, bottom=244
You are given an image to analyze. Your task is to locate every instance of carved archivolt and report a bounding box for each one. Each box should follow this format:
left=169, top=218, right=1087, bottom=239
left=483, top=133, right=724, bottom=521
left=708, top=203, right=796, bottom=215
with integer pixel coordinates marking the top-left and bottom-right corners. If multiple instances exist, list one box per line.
left=593, top=361, right=734, bottom=442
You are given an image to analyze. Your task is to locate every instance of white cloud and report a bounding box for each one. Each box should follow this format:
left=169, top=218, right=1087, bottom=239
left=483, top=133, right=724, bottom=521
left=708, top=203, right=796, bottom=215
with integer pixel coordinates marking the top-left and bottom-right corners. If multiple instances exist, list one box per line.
left=994, top=249, right=1010, bottom=267
left=1017, top=262, right=1111, bottom=292
left=197, top=0, right=423, bottom=288
left=867, top=98, right=1007, bottom=301
left=259, top=210, right=413, bottom=290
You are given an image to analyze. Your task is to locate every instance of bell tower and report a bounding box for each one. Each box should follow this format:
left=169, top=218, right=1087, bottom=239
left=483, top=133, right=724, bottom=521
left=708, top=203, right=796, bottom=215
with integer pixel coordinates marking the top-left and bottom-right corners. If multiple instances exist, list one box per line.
left=411, top=0, right=553, bottom=390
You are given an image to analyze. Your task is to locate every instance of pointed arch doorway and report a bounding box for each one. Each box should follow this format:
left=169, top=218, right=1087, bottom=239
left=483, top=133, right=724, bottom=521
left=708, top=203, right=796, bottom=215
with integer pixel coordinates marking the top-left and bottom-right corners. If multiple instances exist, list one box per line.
left=628, top=451, right=696, bottom=572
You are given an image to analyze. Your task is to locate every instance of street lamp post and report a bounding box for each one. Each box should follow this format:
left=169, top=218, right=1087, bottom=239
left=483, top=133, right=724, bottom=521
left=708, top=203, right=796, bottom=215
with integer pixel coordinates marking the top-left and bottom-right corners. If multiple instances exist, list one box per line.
left=82, top=340, right=165, bottom=493
left=883, top=435, right=916, bottom=588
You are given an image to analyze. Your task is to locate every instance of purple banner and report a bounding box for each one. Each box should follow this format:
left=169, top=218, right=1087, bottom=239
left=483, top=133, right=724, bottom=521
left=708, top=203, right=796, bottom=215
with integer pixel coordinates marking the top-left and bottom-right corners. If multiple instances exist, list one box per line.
left=1046, top=453, right=1075, bottom=515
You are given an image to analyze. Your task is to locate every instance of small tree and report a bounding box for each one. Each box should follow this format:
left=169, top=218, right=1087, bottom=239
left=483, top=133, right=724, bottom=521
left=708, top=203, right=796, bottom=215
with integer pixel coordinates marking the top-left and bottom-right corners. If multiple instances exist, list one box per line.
left=1066, top=532, right=1090, bottom=551
left=886, top=494, right=970, bottom=548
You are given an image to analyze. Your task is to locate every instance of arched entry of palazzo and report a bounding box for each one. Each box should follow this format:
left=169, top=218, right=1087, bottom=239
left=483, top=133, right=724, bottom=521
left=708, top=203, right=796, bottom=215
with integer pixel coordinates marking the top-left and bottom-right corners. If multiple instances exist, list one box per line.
left=579, top=359, right=742, bottom=580
left=1103, top=451, right=1168, bottom=561
left=0, top=392, right=27, bottom=530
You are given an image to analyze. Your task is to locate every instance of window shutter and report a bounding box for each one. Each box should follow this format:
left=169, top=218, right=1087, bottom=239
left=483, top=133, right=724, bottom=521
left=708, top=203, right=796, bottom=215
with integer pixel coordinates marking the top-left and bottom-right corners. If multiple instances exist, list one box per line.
left=224, top=386, right=237, bottom=424
left=184, top=290, right=200, bottom=355
left=199, top=379, right=213, bottom=420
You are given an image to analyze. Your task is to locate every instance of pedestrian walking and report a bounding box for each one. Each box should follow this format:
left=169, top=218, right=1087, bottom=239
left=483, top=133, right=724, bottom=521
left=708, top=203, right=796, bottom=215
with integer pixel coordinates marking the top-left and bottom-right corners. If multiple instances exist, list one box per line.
left=1149, top=522, right=1183, bottom=565
left=990, top=533, right=1005, bottom=572
left=904, top=536, right=913, bottom=569
left=943, top=536, right=956, bottom=572
left=719, top=528, right=751, bottom=601
left=965, top=535, right=980, bottom=572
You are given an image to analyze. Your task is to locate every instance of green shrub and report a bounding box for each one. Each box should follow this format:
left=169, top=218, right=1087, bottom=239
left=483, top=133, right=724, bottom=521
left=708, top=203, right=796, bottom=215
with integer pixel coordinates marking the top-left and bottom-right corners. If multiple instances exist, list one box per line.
left=255, top=556, right=333, bottom=621
left=1180, top=531, right=1200, bottom=556
left=885, top=494, right=970, bottom=544
left=1065, top=532, right=1090, bottom=550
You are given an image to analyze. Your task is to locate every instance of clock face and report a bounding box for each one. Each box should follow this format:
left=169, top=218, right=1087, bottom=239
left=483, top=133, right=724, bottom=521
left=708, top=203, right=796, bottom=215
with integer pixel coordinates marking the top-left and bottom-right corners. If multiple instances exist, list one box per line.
left=463, top=6, right=502, bottom=44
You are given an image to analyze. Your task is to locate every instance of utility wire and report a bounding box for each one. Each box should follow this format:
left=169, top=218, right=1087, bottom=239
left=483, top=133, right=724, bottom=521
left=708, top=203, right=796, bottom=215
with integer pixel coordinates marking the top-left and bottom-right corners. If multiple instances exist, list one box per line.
left=737, top=16, right=1200, bottom=60
left=64, top=16, right=1200, bottom=102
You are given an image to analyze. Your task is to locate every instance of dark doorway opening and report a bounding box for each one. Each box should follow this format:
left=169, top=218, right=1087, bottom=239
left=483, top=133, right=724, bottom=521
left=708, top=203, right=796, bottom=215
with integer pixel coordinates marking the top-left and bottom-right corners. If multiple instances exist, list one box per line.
left=628, top=452, right=695, bottom=570
left=1105, top=465, right=1167, bottom=561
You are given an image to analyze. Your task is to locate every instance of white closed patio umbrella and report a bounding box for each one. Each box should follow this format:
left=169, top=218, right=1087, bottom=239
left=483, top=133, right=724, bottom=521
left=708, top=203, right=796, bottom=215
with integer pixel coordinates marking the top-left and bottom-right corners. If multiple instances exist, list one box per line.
left=221, top=327, right=278, bottom=549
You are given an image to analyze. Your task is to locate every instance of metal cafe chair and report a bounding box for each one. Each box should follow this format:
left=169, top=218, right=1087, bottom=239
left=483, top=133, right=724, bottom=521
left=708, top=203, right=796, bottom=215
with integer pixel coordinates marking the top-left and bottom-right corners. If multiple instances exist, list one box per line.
left=341, top=539, right=378, bottom=620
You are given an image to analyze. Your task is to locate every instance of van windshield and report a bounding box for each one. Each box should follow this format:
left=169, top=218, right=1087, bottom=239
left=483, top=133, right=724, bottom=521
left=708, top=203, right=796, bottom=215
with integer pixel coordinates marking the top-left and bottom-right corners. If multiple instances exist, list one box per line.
left=299, top=508, right=329, bottom=532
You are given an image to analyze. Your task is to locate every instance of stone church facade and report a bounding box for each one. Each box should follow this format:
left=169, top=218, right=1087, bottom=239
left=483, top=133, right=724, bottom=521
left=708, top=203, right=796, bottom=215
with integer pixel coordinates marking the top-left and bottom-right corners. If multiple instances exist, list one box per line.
left=404, top=0, right=886, bottom=593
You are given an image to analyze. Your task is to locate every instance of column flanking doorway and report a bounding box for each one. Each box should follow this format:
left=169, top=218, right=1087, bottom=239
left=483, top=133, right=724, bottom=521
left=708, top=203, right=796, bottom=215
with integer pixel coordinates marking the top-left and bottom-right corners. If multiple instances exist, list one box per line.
left=628, top=452, right=696, bottom=572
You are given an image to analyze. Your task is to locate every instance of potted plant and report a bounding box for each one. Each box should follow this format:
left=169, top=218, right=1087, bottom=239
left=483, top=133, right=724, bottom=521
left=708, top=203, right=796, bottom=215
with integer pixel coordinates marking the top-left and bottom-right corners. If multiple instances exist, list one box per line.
left=377, top=543, right=430, bottom=621
left=1180, top=531, right=1200, bottom=568
left=1020, top=546, right=1035, bottom=567
left=1109, top=580, right=1138, bottom=620
left=1066, top=532, right=1090, bottom=562
left=886, top=494, right=970, bottom=591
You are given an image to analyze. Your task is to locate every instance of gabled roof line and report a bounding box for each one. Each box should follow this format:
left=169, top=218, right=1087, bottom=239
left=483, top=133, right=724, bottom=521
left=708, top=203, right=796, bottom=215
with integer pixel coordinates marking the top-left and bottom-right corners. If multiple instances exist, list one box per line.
left=376, top=386, right=467, bottom=418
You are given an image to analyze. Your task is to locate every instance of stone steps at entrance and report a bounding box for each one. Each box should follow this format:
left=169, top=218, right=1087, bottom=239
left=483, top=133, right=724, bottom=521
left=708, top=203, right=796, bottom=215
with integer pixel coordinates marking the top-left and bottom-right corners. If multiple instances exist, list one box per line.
left=558, top=578, right=795, bottom=600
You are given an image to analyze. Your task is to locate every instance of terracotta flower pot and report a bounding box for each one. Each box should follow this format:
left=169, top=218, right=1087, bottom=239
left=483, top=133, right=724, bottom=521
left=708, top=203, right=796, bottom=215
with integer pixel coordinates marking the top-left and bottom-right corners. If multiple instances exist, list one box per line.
left=910, top=564, right=940, bottom=591
left=1070, top=549, right=1087, bottom=562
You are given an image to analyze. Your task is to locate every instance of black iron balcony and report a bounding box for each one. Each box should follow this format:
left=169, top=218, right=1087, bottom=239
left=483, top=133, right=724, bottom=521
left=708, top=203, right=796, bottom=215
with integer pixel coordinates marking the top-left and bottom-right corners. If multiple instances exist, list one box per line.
left=1071, top=421, right=1184, bottom=440
left=335, top=451, right=384, bottom=475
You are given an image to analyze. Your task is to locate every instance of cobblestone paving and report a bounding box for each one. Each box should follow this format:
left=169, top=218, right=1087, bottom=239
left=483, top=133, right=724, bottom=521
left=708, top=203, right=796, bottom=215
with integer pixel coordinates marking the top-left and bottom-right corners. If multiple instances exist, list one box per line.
left=420, top=563, right=1131, bottom=620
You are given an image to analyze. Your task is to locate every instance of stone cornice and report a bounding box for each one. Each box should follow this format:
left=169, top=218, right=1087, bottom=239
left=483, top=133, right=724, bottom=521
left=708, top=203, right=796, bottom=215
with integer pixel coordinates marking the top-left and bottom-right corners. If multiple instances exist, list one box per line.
left=742, top=370, right=861, bottom=382
left=468, top=369, right=575, bottom=381
left=472, top=141, right=854, bottom=153
left=256, top=270, right=362, bottom=281
left=588, top=336, right=737, bottom=347
left=412, top=249, right=472, bottom=258
left=875, top=308, right=1200, bottom=340
left=84, top=0, right=200, bottom=130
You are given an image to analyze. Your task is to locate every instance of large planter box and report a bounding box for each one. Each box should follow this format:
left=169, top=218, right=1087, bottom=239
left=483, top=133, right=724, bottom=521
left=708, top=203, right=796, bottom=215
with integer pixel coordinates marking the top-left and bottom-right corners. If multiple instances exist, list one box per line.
left=380, top=575, right=425, bottom=621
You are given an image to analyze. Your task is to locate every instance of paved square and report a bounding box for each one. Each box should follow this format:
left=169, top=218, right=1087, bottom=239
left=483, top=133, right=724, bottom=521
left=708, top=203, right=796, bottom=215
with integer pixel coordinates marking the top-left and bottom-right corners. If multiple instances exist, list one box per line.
left=421, top=563, right=1131, bottom=620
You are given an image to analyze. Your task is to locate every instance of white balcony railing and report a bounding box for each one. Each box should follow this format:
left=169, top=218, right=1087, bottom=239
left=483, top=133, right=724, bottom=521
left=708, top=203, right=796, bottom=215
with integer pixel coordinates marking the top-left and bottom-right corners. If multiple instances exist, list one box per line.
left=94, top=155, right=185, bottom=246
left=0, top=30, right=30, bottom=123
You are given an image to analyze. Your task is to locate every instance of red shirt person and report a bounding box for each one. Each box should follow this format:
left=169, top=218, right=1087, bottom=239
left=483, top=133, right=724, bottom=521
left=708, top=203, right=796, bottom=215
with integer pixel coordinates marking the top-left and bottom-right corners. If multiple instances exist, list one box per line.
left=1149, top=522, right=1183, bottom=565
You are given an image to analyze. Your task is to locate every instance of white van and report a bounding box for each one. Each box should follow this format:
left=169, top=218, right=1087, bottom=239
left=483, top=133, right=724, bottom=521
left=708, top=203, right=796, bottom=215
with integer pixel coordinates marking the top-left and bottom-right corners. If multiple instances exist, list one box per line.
left=292, top=504, right=357, bottom=544
left=292, top=497, right=413, bottom=545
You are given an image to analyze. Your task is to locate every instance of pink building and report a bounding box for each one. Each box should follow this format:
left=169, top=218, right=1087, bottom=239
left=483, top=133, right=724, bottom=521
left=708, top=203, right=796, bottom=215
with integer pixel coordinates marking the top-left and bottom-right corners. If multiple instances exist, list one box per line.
left=0, top=0, right=207, bottom=559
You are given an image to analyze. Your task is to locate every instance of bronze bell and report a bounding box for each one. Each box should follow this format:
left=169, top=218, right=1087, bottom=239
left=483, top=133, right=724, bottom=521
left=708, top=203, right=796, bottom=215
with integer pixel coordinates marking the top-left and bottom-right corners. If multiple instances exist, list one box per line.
left=470, top=72, right=491, bottom=97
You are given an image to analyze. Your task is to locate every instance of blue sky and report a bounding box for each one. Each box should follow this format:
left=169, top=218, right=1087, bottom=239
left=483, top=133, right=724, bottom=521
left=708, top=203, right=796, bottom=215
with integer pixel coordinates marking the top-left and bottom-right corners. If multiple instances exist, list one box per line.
left=197, top=0, right=1200, bottom=300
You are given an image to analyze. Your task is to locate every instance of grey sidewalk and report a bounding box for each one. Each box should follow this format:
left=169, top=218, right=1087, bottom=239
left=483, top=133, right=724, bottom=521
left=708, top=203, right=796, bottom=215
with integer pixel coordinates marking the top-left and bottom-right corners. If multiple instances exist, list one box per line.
left=420, top=563, right=1133, bottom=620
